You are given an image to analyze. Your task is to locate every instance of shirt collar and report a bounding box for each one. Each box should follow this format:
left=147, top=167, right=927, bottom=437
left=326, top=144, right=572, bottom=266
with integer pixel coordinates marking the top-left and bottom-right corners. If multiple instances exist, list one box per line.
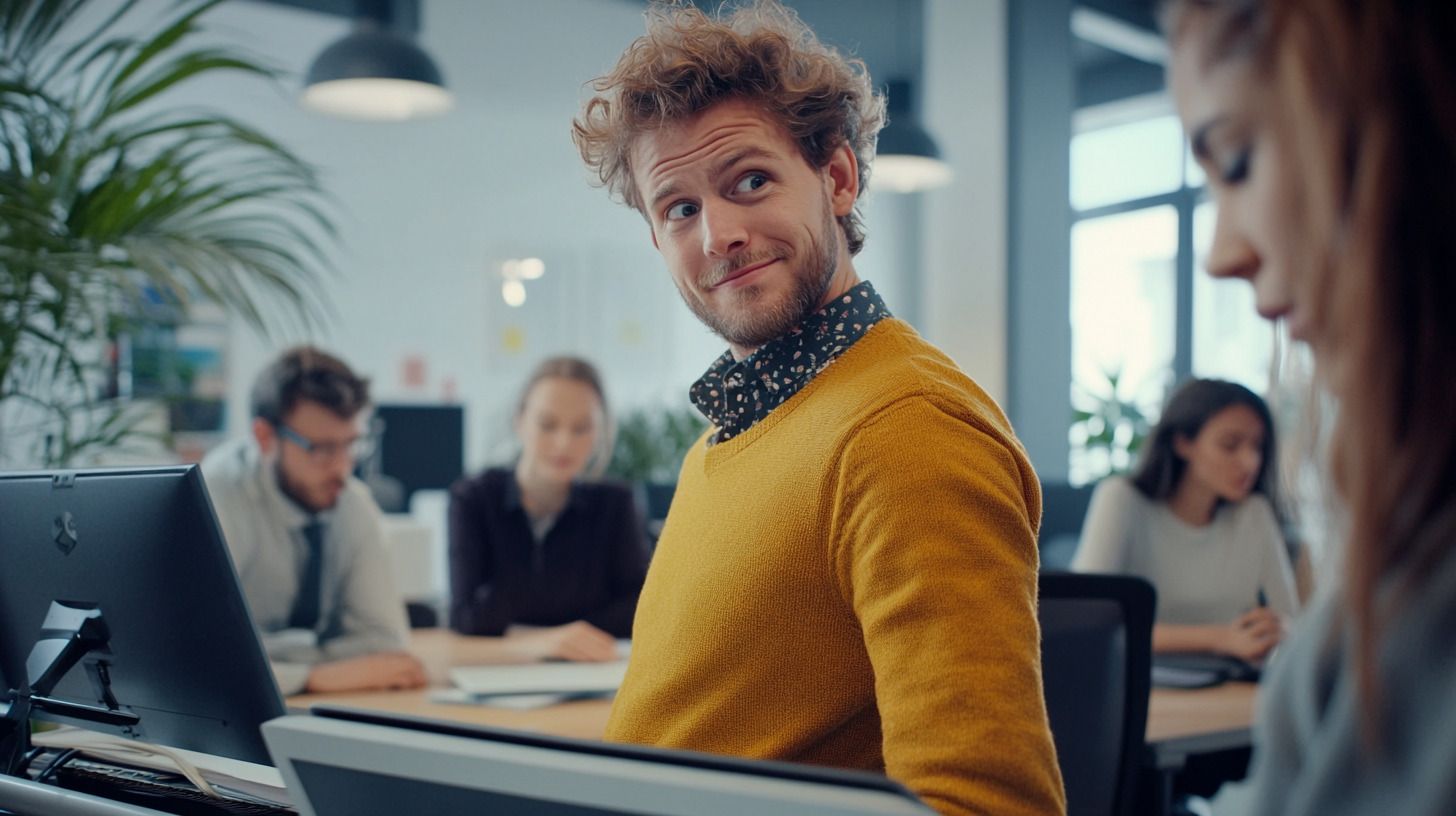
left=689, top=280, right=890, bottom=444
left=503, top=470, right=585, bottom=514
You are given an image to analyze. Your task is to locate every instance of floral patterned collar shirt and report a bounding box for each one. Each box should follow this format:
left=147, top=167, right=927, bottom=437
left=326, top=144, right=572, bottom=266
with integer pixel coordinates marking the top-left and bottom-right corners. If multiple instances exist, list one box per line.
left=689, top=280, right=891, bottom=446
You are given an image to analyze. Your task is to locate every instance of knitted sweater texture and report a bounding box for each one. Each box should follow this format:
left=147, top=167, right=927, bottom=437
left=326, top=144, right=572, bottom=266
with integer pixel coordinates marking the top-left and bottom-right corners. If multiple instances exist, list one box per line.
left=606, top=318, right=1066, bottom=816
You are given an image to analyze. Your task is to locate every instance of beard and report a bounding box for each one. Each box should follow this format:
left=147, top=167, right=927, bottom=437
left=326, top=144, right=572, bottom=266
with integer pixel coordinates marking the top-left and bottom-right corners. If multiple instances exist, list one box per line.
left=678, top=199, right=839, bottom=350
left=275, top=459, right=344, bottom=514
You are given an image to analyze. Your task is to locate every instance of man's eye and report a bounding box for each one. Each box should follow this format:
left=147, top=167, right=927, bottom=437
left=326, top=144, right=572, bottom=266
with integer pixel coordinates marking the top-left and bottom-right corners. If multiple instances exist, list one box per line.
left=734, top=173, right=768, bottom=193
left=666, top=201, right=699, bottom=221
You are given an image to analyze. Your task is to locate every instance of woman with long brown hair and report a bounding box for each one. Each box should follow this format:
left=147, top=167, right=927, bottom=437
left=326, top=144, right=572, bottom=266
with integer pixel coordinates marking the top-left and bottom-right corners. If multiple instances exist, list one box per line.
left=1165, top=0, right=1456, bottom=812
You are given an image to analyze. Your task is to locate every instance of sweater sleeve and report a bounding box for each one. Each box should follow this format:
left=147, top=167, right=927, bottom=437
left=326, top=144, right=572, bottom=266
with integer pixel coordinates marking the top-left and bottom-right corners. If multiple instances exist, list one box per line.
left=581, top=487, right=649, bottom=638
left=1071, top=477, right=1138, bottom=574
left=447, top=477, right=515, bottom=635
left=831, top=398, right=1066, bottom=816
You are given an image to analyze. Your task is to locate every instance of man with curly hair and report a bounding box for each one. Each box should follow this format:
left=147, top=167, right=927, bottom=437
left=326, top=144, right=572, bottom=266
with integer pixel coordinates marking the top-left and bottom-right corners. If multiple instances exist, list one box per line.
left=573, top=3, right=1064, bottom=813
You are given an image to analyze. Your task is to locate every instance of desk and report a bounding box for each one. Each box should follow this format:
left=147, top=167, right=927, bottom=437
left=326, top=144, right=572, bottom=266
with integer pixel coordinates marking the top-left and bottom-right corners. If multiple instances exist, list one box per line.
left=290, top=631, right=1257, bottom=751
left=1141, top=682, right=1257, bottom=815
left=286, top=629, right=615, bottom=740
left=1145, top=681, right=1257, bottom=770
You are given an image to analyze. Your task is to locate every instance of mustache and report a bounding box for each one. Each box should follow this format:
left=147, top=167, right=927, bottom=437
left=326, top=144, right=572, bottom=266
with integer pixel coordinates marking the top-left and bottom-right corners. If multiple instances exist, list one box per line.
left=703, top=249, right=788, bottom=287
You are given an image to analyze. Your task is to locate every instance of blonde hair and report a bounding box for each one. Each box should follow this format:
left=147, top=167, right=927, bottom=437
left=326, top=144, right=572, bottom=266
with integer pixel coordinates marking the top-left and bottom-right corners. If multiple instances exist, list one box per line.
left=571, top=0, right=885, bottom=255
left=515, top=356, right=614, bottom=479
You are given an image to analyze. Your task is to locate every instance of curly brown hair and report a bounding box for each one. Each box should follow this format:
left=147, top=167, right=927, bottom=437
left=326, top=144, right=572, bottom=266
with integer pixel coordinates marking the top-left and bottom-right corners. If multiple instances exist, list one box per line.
left=571, top=0, right=885, bottom=256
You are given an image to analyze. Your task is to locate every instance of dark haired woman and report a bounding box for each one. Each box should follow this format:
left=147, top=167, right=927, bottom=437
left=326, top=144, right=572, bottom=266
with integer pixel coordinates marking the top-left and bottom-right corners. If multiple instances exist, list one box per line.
left=448, top=357, right=648, bottom=662
left=1074, top=378, right=1298, bottom=661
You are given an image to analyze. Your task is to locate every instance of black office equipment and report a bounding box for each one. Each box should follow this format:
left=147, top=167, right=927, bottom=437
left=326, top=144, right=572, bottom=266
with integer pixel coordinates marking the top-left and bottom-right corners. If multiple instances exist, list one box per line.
left=265, top=706, right=935, bottom=815
left=1152, top=653, right=1261, bottom=688
left=0, top=466, right=285, bottom=769
left=1038, top=571, right=1155, bottom=816
left=1037, top=481, right=1096, bottom=570
left=363, top=403, right=464, bottom=511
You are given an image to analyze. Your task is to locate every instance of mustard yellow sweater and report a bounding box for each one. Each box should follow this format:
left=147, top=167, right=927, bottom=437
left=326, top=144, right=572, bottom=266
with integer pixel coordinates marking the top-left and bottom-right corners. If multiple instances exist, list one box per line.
left=606, top=319, right=1065, bottom=816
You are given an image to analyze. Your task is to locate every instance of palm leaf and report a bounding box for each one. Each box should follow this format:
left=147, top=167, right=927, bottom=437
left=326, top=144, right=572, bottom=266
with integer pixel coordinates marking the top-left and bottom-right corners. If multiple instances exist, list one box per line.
left=1, top=0, right=337, bottom=466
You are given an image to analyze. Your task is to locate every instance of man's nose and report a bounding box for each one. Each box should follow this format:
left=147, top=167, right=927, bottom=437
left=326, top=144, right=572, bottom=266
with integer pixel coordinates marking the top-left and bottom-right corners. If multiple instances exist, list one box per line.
left=700, top=200, right=749, bottom=259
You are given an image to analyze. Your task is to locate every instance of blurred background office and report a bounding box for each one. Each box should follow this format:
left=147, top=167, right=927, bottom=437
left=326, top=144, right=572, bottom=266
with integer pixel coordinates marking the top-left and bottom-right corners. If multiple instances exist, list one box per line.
left=0, top=0, right=1314, bottom=610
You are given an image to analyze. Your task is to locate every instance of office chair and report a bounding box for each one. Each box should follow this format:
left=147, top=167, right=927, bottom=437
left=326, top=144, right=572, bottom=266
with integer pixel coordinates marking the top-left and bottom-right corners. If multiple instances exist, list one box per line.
left=405, top=601, right=439, bottom=629
left=1038, top=481, right=1096, bottom=569
left=1038, top=571, right=1155, bottom=816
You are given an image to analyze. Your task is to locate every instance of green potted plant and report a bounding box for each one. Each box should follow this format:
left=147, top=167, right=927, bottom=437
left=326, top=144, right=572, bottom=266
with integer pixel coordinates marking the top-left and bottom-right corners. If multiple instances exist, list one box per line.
left=606, top=404, right=707, bottom=524
left=1069, top=367, right=1160, bottom=484
left=1, top=0, right=334, bottom=467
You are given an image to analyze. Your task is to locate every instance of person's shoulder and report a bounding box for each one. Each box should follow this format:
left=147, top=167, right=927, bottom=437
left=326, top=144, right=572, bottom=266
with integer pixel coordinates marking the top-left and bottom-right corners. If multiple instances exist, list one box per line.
left=1227, top=491, right=1280, bottom=529
left=198, top=437, right=258, bottom=497
left=834, top=319, right=1013, bottom=434
left=576, top=477, right=636, bottom=506
left=449, top=467, right=510, bottom=500
left=1093, top=475, right=1146, bottom=505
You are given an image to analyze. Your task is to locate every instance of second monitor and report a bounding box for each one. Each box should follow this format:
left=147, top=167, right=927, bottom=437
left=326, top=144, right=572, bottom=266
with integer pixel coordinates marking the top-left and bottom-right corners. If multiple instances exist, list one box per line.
left=0, top=466, right=285, bottom=767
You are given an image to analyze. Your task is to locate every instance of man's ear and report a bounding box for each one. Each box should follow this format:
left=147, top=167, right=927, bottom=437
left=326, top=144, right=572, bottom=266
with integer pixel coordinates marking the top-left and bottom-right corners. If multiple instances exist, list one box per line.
left=253, top=417, right=277, bottom=457
left=824, top=143, right=860, bottom=218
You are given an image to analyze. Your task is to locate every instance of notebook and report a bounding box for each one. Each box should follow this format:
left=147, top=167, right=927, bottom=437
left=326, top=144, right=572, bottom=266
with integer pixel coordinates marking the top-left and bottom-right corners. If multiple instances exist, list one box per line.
left=449, top=659, right=630, bottom=697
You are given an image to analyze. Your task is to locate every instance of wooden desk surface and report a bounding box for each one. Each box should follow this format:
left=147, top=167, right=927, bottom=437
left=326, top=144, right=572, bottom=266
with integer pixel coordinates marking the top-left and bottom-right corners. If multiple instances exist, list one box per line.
left=287, top=630, right=1257, bottom=756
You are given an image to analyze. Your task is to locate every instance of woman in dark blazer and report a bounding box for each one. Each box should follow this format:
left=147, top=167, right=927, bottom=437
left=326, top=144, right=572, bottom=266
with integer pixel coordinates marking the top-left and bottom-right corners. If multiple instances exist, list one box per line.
left=448, top=357, right=648, bottom=662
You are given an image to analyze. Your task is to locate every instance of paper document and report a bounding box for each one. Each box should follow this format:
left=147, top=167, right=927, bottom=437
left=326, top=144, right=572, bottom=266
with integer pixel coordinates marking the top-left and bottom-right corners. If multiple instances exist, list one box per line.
left=31, top=726, right=290, bottom=807
left=428, top=689, right=597, bottom=710
left=450, top=659, right=629, bottom=696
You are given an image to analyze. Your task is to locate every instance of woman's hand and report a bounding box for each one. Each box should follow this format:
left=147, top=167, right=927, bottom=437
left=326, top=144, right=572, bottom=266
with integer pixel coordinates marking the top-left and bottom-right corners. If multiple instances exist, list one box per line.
left=1218, top=607, right=1284, bottom=661
left=511, top=621, right=619, bottom=662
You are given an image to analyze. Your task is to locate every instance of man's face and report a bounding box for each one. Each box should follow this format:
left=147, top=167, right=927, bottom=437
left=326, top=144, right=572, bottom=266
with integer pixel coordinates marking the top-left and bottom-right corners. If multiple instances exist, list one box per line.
left=631, top=98, right=860, bottom=358
left=255, top=399, right=366, bottom=513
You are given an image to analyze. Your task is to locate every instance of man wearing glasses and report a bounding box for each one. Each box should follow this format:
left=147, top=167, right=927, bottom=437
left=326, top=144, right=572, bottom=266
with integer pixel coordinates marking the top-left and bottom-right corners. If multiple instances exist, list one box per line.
left=202, top=346, right=426, bottom=695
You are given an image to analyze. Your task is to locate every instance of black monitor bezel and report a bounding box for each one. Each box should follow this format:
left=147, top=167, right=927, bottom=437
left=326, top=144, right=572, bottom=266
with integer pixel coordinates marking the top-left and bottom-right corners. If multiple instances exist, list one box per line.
left=0, top=465, right=285, bottom=766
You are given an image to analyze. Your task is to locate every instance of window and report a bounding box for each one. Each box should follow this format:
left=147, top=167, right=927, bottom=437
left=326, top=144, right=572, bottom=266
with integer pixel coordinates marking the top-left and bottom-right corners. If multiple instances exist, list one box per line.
left=1067, top=98, right=1274, bottom=484
left=1191, top=200, right=1275, bottom=392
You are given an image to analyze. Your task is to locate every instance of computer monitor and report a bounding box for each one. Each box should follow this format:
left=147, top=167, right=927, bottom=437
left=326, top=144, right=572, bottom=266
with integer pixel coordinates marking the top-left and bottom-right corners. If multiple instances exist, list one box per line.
left=264, top=706, right=934, bottom=816
left=365, top=403, right=464, bottom=511
left=0, top=466, right=285, bottom=766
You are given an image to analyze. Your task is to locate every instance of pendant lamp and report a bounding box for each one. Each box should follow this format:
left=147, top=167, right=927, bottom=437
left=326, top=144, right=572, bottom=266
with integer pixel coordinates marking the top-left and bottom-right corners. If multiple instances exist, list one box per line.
left=875, top=79, right=953, bottom=193
left=301, top=0, right=452, bottom=121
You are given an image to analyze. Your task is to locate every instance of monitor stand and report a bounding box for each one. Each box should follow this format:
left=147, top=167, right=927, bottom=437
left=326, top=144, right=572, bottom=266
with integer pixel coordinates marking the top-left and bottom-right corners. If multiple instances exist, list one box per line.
left=1, top=601, right=141, bottom=778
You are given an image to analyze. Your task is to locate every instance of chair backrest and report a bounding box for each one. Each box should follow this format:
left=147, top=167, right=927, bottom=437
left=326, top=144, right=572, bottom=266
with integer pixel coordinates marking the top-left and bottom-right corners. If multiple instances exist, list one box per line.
left=1038, top=482, right=1096, bottom=570
left=1038, top=571, right=1154, bottom=816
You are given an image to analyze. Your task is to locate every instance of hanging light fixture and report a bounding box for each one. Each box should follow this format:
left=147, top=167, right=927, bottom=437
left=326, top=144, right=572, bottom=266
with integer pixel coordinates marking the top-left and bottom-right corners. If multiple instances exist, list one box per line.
left=874, top=79, right=952, bottom=193
left=301, top=0, right=452, bottom=121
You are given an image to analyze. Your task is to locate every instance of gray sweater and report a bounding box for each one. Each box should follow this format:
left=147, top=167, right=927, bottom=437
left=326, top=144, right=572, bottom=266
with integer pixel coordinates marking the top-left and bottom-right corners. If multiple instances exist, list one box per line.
left=1237, top=552, right=1456, bottom=815
left=1072, top=477, right=1298, bottom=624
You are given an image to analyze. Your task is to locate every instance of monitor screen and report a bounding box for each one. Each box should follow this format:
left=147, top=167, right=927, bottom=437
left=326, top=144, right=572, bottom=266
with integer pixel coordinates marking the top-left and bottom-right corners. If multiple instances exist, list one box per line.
left=265, top=706, right=933, bottom=816
left=366, top=403, right=464, bottom=510
left=0, top=466, right=285, bottom=765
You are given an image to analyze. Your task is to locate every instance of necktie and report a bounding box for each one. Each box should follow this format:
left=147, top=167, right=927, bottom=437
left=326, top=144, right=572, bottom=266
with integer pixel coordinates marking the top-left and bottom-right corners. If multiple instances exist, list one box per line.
left=288, top=519, right=325, bottom=630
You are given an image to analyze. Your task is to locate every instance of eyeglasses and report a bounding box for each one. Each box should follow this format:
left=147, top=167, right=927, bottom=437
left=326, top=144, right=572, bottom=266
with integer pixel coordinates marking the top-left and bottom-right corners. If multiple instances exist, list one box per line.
left=277, top=424, right=375, bottom=463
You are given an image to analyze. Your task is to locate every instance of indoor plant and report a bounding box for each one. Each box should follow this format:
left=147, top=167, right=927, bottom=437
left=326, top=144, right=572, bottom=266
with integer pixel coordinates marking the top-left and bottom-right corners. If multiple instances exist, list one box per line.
left=0, top=0, right=334, bottom=466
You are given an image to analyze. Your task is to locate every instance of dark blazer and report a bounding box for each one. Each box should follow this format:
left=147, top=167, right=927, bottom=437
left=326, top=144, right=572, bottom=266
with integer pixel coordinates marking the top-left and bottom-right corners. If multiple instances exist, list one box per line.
left=447, top=467, right=649, bottom=637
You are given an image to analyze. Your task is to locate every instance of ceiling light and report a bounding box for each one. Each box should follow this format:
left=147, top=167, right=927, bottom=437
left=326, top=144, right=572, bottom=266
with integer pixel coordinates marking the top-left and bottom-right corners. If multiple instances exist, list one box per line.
left=875, top=79, right=953, bottom=193
left=302, top=3, right=452, bottom=122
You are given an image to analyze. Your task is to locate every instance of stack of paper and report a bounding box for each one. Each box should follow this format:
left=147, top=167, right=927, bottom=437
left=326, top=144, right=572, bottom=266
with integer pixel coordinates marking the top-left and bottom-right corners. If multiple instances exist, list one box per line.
left=449, top=659, right=629, bottom=697
left=31, top=726, right=291, bottom=808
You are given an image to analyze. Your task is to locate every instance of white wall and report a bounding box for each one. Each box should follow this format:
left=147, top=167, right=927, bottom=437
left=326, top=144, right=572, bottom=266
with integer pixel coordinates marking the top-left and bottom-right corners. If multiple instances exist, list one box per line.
left=110, top=0, right=1008, bottom=469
